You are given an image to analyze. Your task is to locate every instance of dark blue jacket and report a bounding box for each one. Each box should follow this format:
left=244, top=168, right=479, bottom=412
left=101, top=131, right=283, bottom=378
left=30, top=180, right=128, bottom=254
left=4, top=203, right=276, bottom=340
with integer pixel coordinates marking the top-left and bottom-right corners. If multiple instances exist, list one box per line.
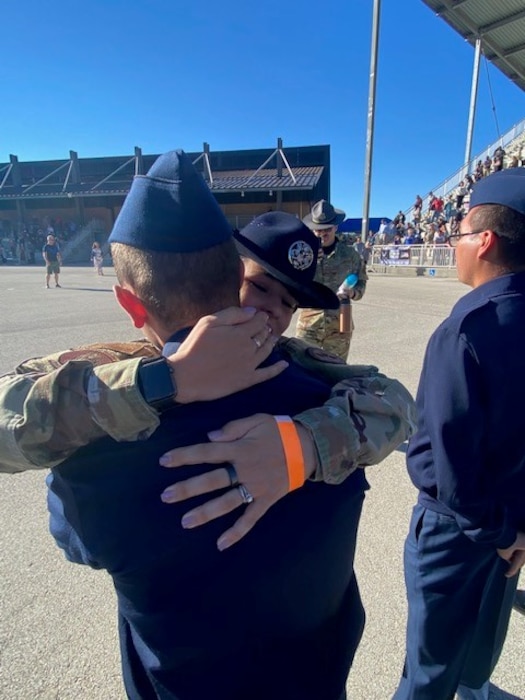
left=48, top=343, right=368, bottom=700
left=407, top=272, right=525, bottom=548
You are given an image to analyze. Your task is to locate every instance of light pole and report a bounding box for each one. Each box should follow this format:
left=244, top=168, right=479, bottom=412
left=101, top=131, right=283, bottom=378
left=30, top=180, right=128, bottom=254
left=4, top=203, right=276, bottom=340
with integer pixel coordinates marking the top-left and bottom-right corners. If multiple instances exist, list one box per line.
left=361, top=0, right=381, bottom=244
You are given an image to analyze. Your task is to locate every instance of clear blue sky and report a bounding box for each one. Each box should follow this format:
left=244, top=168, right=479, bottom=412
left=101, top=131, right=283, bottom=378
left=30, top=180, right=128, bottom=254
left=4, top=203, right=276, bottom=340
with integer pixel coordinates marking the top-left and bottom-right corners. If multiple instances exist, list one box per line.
left=2, top=0, right=525, bottom=218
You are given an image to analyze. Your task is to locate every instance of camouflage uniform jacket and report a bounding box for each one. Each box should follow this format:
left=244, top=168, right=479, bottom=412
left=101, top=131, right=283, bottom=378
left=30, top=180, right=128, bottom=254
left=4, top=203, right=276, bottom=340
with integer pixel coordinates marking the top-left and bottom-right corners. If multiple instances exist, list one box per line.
left=0, top=337, right=416, bottom=483
left=296, top=235, right=367, bottom=332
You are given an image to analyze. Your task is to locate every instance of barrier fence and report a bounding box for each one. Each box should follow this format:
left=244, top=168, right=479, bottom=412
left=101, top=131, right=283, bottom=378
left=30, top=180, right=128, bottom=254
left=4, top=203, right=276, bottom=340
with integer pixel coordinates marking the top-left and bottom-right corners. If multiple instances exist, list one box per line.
left=368, top=244, right=456, bottom=269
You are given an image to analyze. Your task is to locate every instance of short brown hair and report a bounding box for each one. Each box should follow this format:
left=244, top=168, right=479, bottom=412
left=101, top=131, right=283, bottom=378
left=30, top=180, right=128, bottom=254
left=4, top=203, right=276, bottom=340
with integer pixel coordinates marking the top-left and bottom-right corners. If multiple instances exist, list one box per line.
left=111, top=239, right=240, bottom=326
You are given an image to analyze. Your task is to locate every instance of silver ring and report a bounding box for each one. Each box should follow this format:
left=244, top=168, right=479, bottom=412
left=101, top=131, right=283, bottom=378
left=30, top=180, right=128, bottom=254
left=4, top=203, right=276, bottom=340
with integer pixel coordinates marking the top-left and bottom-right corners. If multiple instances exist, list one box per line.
left=238, top=484, right=254, bottom=505
left=224, top=464, right=239, bottom=488
left=253, top=336, right=262, bottom=349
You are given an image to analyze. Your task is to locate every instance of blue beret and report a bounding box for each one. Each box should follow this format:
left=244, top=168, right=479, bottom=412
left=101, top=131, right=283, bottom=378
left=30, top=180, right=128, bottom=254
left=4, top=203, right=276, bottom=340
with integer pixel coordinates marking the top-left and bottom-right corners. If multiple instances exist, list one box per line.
left=109, top=149, right=232, bottom=252
left=469, top=168, right=525, bottom=217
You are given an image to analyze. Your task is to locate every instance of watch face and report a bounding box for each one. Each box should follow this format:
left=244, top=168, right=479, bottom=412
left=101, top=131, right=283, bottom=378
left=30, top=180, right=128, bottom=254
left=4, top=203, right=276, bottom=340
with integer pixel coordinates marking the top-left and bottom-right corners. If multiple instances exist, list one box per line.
left=139, top=359, right=176, bottom=409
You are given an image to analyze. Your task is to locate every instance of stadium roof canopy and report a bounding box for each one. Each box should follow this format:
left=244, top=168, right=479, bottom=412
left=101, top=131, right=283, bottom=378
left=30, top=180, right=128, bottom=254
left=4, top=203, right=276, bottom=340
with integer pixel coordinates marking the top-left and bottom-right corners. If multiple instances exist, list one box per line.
left=0, top=143, right=328, bottom=202
left=421, top=0, right=525, bottom=92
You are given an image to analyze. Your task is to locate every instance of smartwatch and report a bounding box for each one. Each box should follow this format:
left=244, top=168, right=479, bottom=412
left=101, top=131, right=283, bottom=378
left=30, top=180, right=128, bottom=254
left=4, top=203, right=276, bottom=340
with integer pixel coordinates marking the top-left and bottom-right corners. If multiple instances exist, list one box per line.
left=137, top=357, right=177, bottom=411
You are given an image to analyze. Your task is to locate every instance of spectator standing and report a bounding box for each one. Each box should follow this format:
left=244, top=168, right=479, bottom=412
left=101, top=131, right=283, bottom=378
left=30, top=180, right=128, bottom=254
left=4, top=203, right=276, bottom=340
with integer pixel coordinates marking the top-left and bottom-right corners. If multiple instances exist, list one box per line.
left=426, top=192, right=434, bottom=216
left=474, top=160, right=484, bottom=180
left=90, top=241, right=104, bottom=275
left=431, top=195, right=444, bottom=222
left=296, top=199, right=367, bottom=360
left=456, top=180, right=468, bottom=210
left=376, top=218, right=388, bottom=243
left=42, top=234, right=62, bottom=288
left=413, top=194, right=423, bottom=222
left=393, top=168, right=525, bottom=700
left=493, top=146, right=506, bottom=172
left=353, top=237, right=369, bottom=265
left=444, top=195, right=455, bottom=222
left=394, top=210, right=406, bottom=232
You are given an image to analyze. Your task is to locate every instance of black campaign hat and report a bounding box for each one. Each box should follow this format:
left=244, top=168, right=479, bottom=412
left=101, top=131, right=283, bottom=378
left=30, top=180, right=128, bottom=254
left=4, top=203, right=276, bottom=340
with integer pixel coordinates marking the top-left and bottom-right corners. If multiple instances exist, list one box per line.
left=109, top=149, right=232, bottom=252
left=469, top=168, right=525, bottom=217
left=302, top=199, right=346, bottom=230
left=235, top=212, right=339, bottom=310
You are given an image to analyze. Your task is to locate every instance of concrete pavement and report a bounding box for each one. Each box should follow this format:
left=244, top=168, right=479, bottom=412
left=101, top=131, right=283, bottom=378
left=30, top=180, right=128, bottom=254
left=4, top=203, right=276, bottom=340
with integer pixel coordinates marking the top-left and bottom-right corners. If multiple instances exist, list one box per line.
left=0, top=265, right=523, bottom=699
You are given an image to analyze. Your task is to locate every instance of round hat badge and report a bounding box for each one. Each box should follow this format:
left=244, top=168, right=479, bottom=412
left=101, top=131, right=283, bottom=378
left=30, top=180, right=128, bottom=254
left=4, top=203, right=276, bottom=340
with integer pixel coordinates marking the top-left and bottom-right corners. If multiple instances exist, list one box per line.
left=288, top=241, right=314, bottom=270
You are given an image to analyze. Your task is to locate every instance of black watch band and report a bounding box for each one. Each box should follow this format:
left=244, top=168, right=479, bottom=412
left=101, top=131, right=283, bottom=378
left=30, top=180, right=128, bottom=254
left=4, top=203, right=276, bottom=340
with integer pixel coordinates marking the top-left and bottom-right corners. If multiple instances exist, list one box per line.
left=137, top=357, right=177, bottom=412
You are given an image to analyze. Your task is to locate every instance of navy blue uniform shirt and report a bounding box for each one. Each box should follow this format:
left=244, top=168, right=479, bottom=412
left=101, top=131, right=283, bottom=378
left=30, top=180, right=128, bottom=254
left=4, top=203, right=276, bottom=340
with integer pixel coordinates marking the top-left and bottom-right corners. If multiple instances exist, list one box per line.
left=407, top=271, right=525, bottom=548
left=48, top=340, right=368, bottom=700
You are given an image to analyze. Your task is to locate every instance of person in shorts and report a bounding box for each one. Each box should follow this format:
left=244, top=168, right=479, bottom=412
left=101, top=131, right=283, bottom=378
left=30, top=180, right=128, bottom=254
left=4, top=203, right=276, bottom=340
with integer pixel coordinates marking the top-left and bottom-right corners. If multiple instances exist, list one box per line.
left=42, top=234, right=62, bottom=288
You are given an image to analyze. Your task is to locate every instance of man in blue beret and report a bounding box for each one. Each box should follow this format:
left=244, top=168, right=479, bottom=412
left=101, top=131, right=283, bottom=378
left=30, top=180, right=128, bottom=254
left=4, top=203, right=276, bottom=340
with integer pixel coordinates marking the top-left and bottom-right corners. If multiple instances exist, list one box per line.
left=393, top=168, right=525, bottom=700
left=44, top=150, right=369, bottom=700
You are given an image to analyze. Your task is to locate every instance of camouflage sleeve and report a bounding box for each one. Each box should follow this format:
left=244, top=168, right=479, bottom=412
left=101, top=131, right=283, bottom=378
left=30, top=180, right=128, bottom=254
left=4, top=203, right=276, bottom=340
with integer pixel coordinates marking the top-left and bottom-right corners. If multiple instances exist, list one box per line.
left=278, top=336, right=417, bottom=484
left=0, top=357, right=159, bottom=474
left=350, top=251, right=367, bottom=302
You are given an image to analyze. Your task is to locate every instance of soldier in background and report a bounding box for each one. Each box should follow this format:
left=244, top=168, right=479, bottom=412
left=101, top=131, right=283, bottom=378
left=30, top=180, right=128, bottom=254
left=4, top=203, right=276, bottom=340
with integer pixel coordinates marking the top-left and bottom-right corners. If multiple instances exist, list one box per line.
left=296, top=199, right=367, bottom=360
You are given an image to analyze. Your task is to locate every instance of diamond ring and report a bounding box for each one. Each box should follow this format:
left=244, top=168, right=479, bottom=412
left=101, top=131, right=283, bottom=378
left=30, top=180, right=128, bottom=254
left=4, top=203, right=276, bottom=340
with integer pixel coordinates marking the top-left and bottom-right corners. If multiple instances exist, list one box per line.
left=238, top=484, right=254, bottom=505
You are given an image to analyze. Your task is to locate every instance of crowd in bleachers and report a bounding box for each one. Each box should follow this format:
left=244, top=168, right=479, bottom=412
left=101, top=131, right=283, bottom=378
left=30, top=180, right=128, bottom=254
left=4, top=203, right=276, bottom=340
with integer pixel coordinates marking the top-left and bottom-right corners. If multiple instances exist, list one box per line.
left=367, top=143, right=525, bottom=249
left=0, top=217, right=81, bottom=264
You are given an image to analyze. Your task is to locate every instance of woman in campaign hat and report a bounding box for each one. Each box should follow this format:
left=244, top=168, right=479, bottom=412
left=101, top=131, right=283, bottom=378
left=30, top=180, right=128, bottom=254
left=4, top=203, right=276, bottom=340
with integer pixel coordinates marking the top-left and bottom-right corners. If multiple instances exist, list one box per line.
left=235, top=211, right=339, bottom=336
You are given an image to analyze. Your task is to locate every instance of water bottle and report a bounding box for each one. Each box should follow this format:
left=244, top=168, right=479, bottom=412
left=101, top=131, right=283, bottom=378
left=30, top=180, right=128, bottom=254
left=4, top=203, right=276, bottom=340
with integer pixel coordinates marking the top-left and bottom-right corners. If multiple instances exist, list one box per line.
left=337, top=274, right=358, bottom=333
left=337, top=273, right=358, bottom=297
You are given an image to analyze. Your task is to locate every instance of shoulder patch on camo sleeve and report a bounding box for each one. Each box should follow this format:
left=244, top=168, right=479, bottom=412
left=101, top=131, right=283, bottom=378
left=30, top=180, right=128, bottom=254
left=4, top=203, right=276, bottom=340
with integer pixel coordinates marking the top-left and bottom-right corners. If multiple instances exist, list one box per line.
left=57, top=349, right=126, bottom=365
left=57, top=340, right=160, bottom=365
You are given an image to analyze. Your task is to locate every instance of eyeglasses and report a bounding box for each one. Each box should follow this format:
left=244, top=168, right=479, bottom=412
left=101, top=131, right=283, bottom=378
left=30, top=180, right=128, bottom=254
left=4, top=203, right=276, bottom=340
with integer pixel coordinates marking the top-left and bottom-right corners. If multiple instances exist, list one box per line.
left=446, top=230, right=504, bottom=247
left=446, top=231, right=483, bottom=247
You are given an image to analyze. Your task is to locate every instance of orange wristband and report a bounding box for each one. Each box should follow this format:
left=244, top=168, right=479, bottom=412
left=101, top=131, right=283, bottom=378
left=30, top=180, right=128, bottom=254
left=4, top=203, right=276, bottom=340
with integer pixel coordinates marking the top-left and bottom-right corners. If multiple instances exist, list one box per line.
left=274, top=416, right=305, bottom=491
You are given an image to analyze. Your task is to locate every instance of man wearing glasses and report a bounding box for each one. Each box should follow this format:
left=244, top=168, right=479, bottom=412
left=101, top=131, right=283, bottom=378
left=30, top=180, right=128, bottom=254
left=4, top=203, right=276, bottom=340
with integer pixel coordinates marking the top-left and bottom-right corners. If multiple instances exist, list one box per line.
left=394, top=168, right=525, bottom=700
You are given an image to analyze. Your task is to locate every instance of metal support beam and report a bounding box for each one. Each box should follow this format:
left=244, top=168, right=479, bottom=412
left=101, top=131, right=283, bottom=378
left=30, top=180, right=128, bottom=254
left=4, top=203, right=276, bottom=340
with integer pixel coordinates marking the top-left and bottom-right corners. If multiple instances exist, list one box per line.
left=24, top=159, right=69, bottom=193
left=0, top=164, right=13, bottom=190
left=192, top=144, right=214, bottom=185
left=361, top=0, right=381, bottom=244
left=277, top=137, right=283, bottom=178
left=62, top=151, right=79, bottom=192
left=434, top=0, right=524, bottom=88
left=486, top=41, right=525, bottom=60
left=134, top=147, right=144, bottom=176
left=479, top=8, right=525, bottom=35
left=464, top=37, right=482, bottom=170
left=9, top=155, right=22, bottom=187
left=244, top=141, right=297, bottom=186
left=91, top=155, right=135, bottom=190
left=203, top=142, right=213, bottom=184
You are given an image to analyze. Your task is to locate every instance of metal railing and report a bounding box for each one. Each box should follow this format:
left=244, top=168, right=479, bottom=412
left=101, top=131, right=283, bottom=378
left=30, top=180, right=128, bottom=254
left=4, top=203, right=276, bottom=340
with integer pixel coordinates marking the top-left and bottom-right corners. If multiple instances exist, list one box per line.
left=368, top=244, right=456, bottom=269
left=405, top=117, right=525, bottom=219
